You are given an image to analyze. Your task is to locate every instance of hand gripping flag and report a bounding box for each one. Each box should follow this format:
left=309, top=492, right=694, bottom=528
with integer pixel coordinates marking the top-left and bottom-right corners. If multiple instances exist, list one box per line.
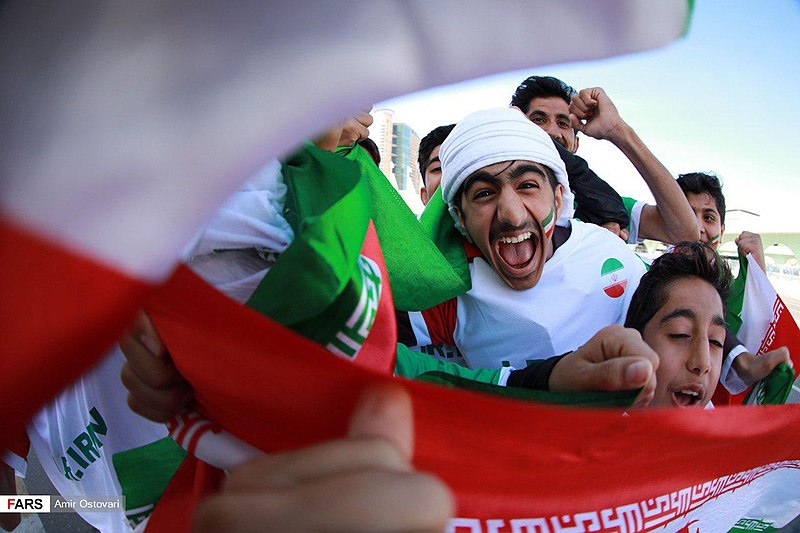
left=140, top=262, right=800, bottom=532
left=722, top=253, right=800, bottom=405
left=142, top=145, right=800, bottom=531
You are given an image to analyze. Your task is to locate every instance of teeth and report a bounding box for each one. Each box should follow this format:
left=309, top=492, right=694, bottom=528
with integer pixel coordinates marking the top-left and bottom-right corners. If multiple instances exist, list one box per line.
left=679, top=390, right=699, bottom=397
left=499, top=232, right=532, bottom=244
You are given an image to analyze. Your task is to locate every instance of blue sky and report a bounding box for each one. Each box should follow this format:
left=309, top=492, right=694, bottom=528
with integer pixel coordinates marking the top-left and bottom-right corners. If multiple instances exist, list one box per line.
left=375, top=0, right=800, bottom=232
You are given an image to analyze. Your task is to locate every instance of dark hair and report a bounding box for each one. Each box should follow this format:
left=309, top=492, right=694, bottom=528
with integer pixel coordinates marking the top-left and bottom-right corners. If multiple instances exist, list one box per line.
left=510, top=75, right=576, bottom=112
left=358, top=138, right=381, bottom=165
left=418, top=124, right=455, bottom=185
left=624, top=241, right=732, bottom=334
left=676, top=172, right=726, bottom=224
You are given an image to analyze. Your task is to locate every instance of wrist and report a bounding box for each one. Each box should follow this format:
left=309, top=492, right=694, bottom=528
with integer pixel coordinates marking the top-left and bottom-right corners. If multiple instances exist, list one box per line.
left=606, top=121, right=634, bottom=146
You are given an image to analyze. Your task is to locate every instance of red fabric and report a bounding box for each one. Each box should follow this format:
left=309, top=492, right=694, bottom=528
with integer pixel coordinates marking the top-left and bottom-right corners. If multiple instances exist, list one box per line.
left=420, top=298, right=458, bottom=346
left=714, top=294, right=800, bottom=407
left=463, top=240, right=484, bottom=262
left=145, top=456, right=223, bottom=533
left=0, top=217, right=151, bottom=450
left=348, top=222, right=396, bottom=374
left=144, top=265, right=800, bottom=528
left=762, top=295, right=800, bottom=368
left=4, top=429, right=30, bottom=463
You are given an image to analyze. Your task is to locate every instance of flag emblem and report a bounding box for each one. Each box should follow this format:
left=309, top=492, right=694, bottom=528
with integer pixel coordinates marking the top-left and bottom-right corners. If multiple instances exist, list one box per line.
left=542, top=206, right=555, bottom=239
left=601, top=257, right=627, bottom=298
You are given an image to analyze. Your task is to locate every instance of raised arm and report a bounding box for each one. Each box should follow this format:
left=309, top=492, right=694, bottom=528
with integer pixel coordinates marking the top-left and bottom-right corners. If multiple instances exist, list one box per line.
left=570, top=87, right=699, bottom=244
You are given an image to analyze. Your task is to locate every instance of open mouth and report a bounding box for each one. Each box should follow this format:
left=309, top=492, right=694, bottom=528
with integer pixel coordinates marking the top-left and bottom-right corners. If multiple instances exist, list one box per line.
left=669, top=384, right=705, bottom=408
left=495, top=231, right=538, bottom=275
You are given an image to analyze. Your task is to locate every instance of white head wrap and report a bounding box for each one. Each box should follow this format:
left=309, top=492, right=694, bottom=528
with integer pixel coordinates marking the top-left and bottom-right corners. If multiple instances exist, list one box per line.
left=439, top=107, right=574, bottom=234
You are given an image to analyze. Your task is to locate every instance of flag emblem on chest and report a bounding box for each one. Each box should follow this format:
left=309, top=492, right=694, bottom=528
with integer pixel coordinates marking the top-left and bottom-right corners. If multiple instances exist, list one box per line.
left=601, top=257, right=628, bottom=298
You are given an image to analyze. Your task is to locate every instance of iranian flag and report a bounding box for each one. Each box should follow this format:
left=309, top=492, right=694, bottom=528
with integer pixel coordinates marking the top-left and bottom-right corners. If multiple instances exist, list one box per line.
left=725, top=254, right=800, bottom=404
left=601, top=257, right=629, bottom=299
left=138, top=262, right=800, bottom=532
left=542, top=206, right=556, bottom=239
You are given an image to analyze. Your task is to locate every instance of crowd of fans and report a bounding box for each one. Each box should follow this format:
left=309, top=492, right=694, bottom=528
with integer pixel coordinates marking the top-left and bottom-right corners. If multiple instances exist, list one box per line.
left=2, top=75, right=793, bottom=532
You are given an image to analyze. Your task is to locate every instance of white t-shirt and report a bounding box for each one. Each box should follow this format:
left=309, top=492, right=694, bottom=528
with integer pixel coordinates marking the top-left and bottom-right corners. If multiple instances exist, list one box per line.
left=409, top=220, right=648, bottom=370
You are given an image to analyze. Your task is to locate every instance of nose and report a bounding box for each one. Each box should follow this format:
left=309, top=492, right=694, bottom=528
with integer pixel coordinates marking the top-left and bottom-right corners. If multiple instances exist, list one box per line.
left=544, top=125, right=562, bottom=143
left=687, top=337, right=711, bottom=376
left=496, top=187, right=528, bottom=228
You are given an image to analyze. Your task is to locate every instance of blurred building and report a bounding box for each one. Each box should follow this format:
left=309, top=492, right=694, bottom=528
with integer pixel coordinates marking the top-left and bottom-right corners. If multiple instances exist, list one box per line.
left=368, top=109, right=423, bottom=213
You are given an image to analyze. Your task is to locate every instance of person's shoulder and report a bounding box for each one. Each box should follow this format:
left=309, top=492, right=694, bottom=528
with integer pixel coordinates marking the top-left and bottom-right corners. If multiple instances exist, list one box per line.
left=572, top=220, right=644, bottom=266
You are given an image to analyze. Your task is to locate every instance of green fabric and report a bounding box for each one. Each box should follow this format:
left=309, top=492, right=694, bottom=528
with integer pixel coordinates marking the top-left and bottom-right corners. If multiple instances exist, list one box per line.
left=416, top=371, right=640, bottom=408
left=112, top=437, right=187, bottom=525
left=395, top=343, right=501, bottom=384
left=729, top=517, right=777, bottom=532
left=725, top=252, right=748, bottom=335
left=621, top=196, right=638, bottom=236
left=744, top=363, right=795, bottom=405
left=247, top=145, right=376, bottom=350
left=338, top=145, right=470, bottom=311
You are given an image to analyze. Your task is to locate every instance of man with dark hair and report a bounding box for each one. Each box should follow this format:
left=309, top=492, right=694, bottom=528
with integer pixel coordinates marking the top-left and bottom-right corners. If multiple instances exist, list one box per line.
left=511, top=75, right=579, bottom=153
left=418, top=124, right=455, bottom=205
left=358, top=137, right=381, bottom=166
left=624, top=242, right=732, bottom=408
left=513, top=76, right=698, bottom=244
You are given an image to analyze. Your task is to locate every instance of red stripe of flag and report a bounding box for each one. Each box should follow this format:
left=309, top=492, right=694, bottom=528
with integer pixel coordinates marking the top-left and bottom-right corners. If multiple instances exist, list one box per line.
left=0, top=217, right=153, bottom=450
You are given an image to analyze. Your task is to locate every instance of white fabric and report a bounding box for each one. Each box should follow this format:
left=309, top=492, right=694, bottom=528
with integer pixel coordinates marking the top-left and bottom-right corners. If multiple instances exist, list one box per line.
left=439, top=107, right=574, bottom=233
left=183, top=160, right=294, bottom=303
left=625, top=198, right=647, bottom=244
left=411, top=220, right=646, bottom=369
left=0, top=1, right=688, bottom=281
left=26, top=350, right=167, bottom=533
left=720, top=343, right=749, bottom=395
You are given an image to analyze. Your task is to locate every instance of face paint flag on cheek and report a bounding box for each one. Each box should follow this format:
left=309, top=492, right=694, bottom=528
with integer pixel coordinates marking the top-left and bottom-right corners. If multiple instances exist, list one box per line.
left=542, top=205, right=555, bottom=239
left=710, top=233, right=721, bottom=246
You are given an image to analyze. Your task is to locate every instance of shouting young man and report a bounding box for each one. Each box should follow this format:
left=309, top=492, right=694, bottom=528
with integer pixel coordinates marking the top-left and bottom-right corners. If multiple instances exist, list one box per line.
left=401, top=107, right=648, bottom=372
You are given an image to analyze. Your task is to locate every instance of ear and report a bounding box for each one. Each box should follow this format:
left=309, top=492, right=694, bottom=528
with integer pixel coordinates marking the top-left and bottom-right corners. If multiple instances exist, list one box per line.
left=420, top=186, right=428, bottom=206
left=573, top=135, right=579, bottom=153
left=720, top=222, right=725, bottom=239
left=554, top=183, right=564, bottom=219
left=454, top=205, right=466, bottom=229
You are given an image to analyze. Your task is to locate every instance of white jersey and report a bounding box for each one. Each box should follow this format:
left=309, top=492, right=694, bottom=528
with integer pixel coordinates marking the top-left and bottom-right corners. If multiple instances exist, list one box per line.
left=409, top=220, right=647, bottom=370
left=623, top=196, right=646, bottom=245
left=16, top=350, right=169, bottom=532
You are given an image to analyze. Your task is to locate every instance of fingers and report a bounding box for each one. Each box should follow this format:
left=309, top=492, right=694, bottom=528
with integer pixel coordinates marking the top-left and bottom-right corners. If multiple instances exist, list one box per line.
left=223, top=438, right=409, bottom=492
left=348, top=384, right=414, bottom=462
left=119, top=310, right=193, bottom=421
left=121, top=362, right=192, bottom=422
left=120, top=310, right=165, bottom=358
left=120, top=340, right=183, bottom=389
left=194, top=384, right=453, bottom=532
left=195, top=470, right=453, bottom=533
left=761, top=346, right=792, bottom=372
left=570, top=89, right=598, bottom=117
left=600, top=222, right=622, bottom=238
left=353, top=110, right=374, bottom=129
left=549, top=325, right=658, bottom=406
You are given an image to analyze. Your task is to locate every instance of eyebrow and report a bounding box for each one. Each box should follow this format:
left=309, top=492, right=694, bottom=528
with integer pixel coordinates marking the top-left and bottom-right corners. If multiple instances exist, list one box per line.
left=660, top=307, right=726, bottom=327
left=428, top=156, right=440, bottom=166
left=463, top=164, right=546, bottom=196
left=530, top=109, right=570, bottom=121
